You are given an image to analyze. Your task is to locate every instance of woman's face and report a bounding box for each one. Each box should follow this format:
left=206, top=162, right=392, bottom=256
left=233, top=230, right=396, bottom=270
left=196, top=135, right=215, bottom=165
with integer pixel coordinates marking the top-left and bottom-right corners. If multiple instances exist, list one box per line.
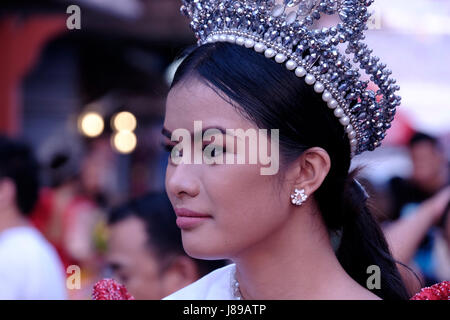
left=163, top=77, right=292, bottom=260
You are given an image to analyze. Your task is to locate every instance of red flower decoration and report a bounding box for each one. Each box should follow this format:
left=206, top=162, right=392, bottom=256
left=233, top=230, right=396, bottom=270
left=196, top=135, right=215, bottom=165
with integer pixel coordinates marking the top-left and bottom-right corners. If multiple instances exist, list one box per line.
left=410, top=281, right=449, bottom=300
left=92, top=279, right=135, bottom=300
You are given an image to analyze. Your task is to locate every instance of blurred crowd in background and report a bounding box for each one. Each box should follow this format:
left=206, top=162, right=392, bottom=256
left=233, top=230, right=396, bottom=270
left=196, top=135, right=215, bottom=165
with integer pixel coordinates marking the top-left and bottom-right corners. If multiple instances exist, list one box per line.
left=0, top=0, right=449, bottom=299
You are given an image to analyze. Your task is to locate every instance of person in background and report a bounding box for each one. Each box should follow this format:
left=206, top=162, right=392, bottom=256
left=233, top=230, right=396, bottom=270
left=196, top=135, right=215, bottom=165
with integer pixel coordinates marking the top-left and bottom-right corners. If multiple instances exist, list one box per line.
left=383, top=186, right=450, bottom=293
left=388, top=132, right=449, bottom=221
left=31, top=151, right=105, bottom=271
left=0, top=135, right=67, bottom=299
left=385, top=132, right=450, bottom=287
left=31, top=148, right=107, bottom=299
left=106, top=192, right=227, bottom=300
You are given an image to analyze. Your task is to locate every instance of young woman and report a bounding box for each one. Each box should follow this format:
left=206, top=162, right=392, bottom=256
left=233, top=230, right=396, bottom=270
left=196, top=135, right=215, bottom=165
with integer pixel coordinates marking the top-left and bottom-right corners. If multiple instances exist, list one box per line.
left=160, top=41, right=413, bottom=300
left=161, top=0, right=410, bottom=300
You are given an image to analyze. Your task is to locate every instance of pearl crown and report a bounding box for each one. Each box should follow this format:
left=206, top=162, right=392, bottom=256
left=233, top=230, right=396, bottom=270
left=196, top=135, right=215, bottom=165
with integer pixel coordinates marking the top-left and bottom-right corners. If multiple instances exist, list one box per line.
left=180, top=0, right=401, bottom=156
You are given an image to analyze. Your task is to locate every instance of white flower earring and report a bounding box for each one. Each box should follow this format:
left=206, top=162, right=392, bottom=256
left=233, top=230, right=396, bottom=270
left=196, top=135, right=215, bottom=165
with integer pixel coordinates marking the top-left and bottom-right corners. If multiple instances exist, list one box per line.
left=290, top=188, right=308, bottom=206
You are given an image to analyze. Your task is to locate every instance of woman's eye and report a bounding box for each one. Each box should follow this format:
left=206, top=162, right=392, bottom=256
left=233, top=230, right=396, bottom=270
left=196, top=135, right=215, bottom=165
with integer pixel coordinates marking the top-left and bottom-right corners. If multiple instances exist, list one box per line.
left=161, top=143, right=183, bottom=161
left=162, top=142, right=225, bottom=163
left=172, top=146, right=182, bottom=158
left=161, top=142, right=172, bottom=152
left=203, top=144, right=225, bottom=159
left=162, top=145, right=171, bottom=153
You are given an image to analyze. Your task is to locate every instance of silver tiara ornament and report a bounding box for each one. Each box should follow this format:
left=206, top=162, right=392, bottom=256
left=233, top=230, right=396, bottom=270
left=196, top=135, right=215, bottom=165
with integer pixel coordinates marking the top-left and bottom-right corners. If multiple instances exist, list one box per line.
left=180, top=0, right=401, bottom=156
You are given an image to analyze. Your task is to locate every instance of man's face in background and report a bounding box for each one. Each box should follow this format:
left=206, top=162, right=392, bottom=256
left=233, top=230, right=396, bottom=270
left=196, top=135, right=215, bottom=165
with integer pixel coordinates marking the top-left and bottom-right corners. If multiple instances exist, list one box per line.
left=410, top=140, right=447, bottom=191
left=106, top=216, right=165, bottom=299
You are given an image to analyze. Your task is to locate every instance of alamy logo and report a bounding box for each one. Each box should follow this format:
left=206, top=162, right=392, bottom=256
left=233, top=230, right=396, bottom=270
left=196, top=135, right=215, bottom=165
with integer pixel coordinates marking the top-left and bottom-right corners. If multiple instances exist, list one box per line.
left=366, top=265, right=381, bottom=290
left=168, top=121, right=280, bottom=175
left=66, top=265, right=81, bottom=290
left=66, top=5, right=81, bottom=30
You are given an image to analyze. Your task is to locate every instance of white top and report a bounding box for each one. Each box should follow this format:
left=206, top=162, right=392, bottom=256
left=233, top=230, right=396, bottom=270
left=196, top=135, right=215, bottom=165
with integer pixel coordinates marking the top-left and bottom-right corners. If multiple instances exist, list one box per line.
left=163, top=263, right=237, bottom=300
left=0, top=226, right=67, bottom=299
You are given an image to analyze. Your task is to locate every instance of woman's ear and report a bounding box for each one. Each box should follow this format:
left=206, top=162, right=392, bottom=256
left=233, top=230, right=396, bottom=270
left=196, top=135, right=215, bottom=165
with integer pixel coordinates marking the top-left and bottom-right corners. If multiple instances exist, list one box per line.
left=286, top=147, right=331, bottom=196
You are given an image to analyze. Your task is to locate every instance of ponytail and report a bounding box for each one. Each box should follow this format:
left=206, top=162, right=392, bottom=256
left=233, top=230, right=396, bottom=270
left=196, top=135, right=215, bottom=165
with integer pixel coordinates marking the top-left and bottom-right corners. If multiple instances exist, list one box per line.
left=335, top=170, right=411, bottom=300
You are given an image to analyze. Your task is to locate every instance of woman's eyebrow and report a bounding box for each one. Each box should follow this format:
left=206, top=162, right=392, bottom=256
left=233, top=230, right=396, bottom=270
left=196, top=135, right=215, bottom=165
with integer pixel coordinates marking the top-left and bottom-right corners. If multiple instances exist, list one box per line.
left=162, top=126, right=229, bottom=139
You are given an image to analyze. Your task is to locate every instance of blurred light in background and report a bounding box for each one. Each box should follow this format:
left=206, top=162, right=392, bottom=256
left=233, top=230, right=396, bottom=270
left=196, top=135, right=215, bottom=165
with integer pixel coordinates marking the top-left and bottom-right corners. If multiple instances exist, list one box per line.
left=112, top=111, right=137, bottom=132
left=112, top=130, right=137, bottom=154
left=111, top=111, right=138, bottom=154
left=78, top=112, right=104, bottom=138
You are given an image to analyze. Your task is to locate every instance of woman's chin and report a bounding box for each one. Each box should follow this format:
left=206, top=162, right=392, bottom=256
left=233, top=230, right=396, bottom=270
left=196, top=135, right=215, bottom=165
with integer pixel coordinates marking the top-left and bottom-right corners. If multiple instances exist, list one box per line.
left=181, top=235, right=229, bottom=260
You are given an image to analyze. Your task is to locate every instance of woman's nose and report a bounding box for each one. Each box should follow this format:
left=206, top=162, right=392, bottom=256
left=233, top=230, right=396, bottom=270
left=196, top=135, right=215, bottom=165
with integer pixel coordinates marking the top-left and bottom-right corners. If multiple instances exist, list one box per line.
left=166, top=163, right=200, bottom=200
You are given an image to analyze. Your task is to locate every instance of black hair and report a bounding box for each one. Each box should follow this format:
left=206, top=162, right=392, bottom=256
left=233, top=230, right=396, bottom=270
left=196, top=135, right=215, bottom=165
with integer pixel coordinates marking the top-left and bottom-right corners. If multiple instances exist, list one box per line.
left=408, top=132, right=439, bottom=149
left=0, top=135, right=40, bottom=216
left=171, top=42, right=411, bottom=300
left=108, top=192, right=227, bottom=276
left=46, top=152, right=80, bottom=188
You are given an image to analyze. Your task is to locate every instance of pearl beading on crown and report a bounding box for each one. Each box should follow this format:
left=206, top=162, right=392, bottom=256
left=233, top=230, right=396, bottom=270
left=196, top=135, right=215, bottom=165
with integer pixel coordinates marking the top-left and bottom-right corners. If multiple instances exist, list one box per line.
left=180, top=0, right=401, bottom=156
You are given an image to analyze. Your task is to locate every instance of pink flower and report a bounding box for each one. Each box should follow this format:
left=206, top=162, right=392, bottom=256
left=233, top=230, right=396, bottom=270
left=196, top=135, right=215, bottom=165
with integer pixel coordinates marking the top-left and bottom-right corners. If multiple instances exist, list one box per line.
left=410, top=281, right=449, bottom=300
left=92, top=279, right=135, bottom=300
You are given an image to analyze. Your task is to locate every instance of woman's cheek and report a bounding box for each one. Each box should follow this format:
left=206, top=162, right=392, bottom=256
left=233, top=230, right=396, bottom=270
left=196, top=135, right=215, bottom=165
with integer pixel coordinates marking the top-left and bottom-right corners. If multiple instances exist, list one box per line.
left=205, top=165, right=275, bottom=231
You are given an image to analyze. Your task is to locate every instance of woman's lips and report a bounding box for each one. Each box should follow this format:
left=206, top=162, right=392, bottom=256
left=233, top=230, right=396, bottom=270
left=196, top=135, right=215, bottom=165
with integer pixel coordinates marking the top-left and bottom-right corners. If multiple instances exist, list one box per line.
left=174, top=208, right=212, bottom=229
